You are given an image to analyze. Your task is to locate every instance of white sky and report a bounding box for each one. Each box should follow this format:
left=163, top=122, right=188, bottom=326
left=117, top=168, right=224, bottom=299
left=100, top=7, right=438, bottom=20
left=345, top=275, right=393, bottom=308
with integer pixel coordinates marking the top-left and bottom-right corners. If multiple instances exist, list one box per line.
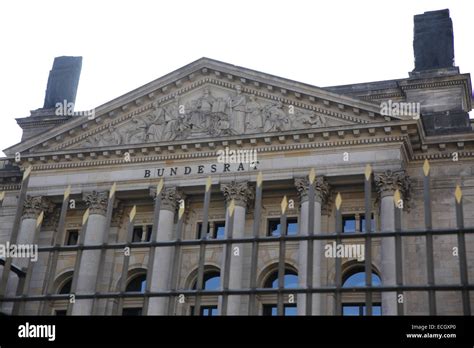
left=0, top=0, right=472, bottom=156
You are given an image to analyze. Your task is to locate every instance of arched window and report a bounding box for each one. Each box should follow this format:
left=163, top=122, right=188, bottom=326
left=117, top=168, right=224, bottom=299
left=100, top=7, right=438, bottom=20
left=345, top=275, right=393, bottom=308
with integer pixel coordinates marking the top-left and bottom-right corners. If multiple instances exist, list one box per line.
left=193, top=270, right=220, bottom=290
left=122, top=272, right=147, bottom=316
left=263, top=269, right=298, bottom=289
left=261, top=266, right=298, bottom=316
left=58, top=278, right=72, bottom=294
left=342, top=266, right=381, bottom=316
left=126, top=274, right=147, bottom=293
left=190, top=269, right=221, bottom=316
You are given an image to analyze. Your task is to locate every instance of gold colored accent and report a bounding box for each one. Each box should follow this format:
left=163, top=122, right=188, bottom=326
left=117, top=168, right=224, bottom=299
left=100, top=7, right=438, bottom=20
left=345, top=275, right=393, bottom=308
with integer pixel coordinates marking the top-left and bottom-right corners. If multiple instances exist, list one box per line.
left=129, top=205, right=137, bottom=222
left=228, top=199, right=235, bottom=217
left=23, top=166, right=32, bottom=181
left=82, top=208, right=90, bottom=225
left=281, top=195, right=288, bottom=214
left=64, top=185, right=71, bottom=200
left=364, top=164, right=372, bottom=181
left=157, top=178, right=164, bottom=195
left=206, top=176, right=212, bottom=192
left=393, top=189, right=401, bottom=205
left=109, top=183, right=117, bottom=199
left=36, top=211, right=44, bottom=228
left=178, top=204, right=185, bottom=219
left=423, top=159, right=430, bottom=177
left=335, top=193, right=342, bottom=210
left=257, top=171, right=263, bottom=187
left=0, top=191, right=5, bottom=202
left=455, top=185, right=462, bottom=204
left=309, top=168, right=316, bottom=185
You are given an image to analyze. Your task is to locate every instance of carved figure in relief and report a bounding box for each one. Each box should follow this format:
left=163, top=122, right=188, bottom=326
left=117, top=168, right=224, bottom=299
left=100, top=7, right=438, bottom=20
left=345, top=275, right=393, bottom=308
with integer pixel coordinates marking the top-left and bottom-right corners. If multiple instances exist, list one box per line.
left=291, top=109, right=327, bottom=128
left=245, top=95, right=263, bottom=132
left=227, top=85, right=247, bottom=134
left=263, top=101, right=289, bottom=132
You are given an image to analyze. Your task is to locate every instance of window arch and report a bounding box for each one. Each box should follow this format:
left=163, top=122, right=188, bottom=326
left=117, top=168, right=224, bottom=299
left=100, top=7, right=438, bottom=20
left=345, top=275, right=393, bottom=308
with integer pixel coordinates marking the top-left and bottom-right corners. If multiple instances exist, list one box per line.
left=126, top=273, right=147, bottom=293
left=58, top=278, right=72, bottom=294
left=260, top=264, right=298, bottom=316
left=263, top=268, right=298, bottom=289
left=192, top=270, right=220, bottom=290
left=341, top=265, right=381, bottom=316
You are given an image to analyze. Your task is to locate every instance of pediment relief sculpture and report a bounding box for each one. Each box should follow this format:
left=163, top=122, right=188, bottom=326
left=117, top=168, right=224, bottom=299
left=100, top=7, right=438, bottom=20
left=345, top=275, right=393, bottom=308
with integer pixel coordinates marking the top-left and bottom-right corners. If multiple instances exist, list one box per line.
left=78, top=85, right=341, bottom=148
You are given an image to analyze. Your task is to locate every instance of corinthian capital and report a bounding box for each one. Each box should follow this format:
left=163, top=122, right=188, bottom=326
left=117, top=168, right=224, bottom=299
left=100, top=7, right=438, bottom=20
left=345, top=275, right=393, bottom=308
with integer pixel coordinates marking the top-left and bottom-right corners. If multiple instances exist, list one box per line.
left=150, top=186, right=185, bottom=212
left=374, top=170, right=411, bottom=199
left=22, top=195, right=53, bottom=220
left=294, top=176, right=330, bottom=204
left=220, top=181, right=254, bottom=208
left=83, top=190, right=109, bottom=215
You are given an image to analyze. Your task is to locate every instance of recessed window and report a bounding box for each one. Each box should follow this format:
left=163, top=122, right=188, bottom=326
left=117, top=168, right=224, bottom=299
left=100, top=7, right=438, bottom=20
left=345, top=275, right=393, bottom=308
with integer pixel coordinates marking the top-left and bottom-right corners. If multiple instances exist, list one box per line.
left=360, top=214, right=375, bottom=232
left=132, top=225, right=152, bottom=243
left=197, top=221, right=225, bottom=239
left=122, top=307, right=143, bottom=316
left=65, top=229, right=79, bottom=245
left=342, top=303, right=381, bottom=316
left=192, top=271, right=221, bottom=290
left=126, top=274, right=147, bottom=293
left=342, top=214, right=375, bottom=233
left=262, top=304, right=297, bottom=316
left=264, top=269, right=298, bottom=289
left=267, top=218, right=298, bottom=236
left=190, top=305, right=218, bottom=316
left=342, top=270, right=381, bottom=288
left=54, top=310, right=67, bottom=316
left=58, top=278, right=72, bottom=294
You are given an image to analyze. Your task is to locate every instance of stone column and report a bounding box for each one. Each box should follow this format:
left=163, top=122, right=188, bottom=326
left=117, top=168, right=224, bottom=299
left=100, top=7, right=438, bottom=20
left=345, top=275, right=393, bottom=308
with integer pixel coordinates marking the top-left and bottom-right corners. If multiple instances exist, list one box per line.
left=220, top=181, right=253, bottom=315
left=375, top=170, right=410, bottom=315
left=147, top=187, right=183, bottom=315
left=1, top=196, right=51, bottom=314
left=295, top=177, right=330, bottom=315
left=72, top=191, right=108, bottom=315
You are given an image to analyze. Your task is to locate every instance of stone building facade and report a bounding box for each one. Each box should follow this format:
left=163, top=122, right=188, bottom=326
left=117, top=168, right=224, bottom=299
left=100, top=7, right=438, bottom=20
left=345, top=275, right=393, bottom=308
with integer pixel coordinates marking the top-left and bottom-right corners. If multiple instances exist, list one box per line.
left=0, top=9, right=473, bottom=316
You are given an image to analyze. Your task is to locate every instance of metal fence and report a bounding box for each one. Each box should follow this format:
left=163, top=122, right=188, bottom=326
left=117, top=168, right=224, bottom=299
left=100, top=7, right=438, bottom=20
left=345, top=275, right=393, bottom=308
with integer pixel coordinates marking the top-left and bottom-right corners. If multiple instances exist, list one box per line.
left=0, top=162, right=472, bottom=316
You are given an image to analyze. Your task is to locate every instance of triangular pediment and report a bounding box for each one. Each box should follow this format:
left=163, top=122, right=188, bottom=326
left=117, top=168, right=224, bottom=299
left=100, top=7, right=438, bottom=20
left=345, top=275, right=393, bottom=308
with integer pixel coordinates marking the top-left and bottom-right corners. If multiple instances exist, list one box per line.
left=5, top=58, right=406, bottom=156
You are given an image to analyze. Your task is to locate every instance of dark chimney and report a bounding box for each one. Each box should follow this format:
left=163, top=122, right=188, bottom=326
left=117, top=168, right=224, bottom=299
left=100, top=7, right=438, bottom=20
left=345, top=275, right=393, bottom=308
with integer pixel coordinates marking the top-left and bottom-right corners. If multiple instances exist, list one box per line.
left=413, top=9, right=454, bottom=72
left=43, top=56, right=82, bottom=109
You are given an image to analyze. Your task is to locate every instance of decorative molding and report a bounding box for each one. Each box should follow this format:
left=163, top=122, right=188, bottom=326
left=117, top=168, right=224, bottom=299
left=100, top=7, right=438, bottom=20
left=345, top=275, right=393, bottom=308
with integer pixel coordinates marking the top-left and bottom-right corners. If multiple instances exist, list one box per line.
left=220, top=181, right=254, bottom=208
left=22, top=196, right=54, bottom=220
left=82, top=190, right=109, bottom=215
left=374, top=170, right=411, bottom=201
left=150, top=186, right=185, bottom=212
left=294, top=176, right=330, bottom=205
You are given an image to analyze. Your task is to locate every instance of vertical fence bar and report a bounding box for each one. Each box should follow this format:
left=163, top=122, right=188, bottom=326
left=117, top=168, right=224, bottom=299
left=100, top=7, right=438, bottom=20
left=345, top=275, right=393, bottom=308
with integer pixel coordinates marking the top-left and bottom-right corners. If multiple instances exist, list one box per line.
left=194, top=177, right=212, bottom=315
left=364, top=165, right=373, bottom=316
left=115, top=206, right=136, bottom=315
left=220, top=199, right=235, bottom=315
left=67, top=208, right=90, bottom=315
left=92, top=183, right=116, bottom=315
left=277, top=196, right=288, bottom=316
left=423, top=160, right=436, bottom=315
left=168, top=204, right=185, bottom=315
left=0, top=191, right=5, bottom=208
left=394, top=189, right=404, bottom=315
left=0, top=166, right=32, bottom=298
left=143, top=179, right=163, bottom=315
left=334, top=193, right=342, bottom=315
left=15, top=212, right=44, bottom=315
left=248, top=172, right=262, bottom=315
left=40, top=186, right=70, bottom=315
left=455, top=185, right=471, bottom=315
left=306, top=169, right=315, bottom=315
